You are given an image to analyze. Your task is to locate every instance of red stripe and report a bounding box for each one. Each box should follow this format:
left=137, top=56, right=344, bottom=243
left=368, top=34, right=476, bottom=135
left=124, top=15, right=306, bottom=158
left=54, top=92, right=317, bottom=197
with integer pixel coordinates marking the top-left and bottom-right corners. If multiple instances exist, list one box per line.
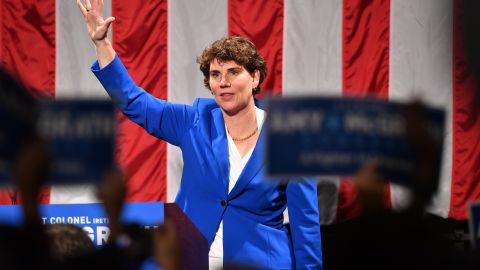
left=0, top=0, right=54, bottom=204
left=0, top=0, right=55, bottom=97
left=338, top=0, right=391, bottom=222
left=112, top=0, right=168, bottom=202
left=450, top=0, right=480, bottom=219
left=228, top=0, right=284, bottom=97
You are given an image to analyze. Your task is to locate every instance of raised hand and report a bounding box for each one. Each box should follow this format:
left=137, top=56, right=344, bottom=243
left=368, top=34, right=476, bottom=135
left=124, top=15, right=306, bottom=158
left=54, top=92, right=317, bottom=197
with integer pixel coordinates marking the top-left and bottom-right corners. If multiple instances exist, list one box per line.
left=97, top=168, right=126, bottom=241
left=14, top=138, right=50, bottom=224
left=355, top=161, right=386, bottom=214
left=76, top=0, right=115, bottom=45
left=76, top=0, right=116, bottom=67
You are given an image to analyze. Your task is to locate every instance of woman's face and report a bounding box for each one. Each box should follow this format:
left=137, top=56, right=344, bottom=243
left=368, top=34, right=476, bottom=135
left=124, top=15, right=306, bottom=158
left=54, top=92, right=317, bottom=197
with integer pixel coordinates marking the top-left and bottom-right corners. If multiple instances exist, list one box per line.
left=209, top=59, right=259, bottom=116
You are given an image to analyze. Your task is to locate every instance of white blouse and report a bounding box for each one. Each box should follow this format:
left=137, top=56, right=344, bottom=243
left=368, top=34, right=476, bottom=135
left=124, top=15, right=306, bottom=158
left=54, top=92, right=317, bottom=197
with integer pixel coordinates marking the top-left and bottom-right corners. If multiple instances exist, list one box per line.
left=208, top=107, right=265, bottom=270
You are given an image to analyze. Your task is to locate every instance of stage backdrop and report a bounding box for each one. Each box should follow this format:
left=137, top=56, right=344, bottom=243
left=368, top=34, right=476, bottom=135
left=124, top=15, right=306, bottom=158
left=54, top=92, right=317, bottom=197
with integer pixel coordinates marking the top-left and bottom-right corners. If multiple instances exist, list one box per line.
left=0, top=0, right=478, bottom=224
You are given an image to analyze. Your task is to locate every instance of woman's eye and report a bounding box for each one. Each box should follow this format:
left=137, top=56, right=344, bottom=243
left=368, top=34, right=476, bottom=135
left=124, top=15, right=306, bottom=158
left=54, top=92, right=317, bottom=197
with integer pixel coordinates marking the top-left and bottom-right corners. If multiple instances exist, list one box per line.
left=211, top=73, right=219, bottom=78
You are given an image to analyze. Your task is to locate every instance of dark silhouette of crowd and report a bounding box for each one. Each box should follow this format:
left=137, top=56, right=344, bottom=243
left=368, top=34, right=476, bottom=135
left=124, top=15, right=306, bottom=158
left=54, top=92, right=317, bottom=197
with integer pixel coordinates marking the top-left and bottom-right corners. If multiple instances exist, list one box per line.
left=320, top=102, right=480, bottom=270
left=0, top=68, right=183, bottom=270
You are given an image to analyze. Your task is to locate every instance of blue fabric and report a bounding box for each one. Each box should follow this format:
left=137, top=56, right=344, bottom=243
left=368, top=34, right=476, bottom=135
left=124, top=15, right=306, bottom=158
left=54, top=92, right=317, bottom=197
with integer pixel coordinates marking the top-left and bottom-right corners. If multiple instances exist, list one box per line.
left=139, top=257, right=162, bottom=270
left=92, top=55, right=323, bottom=270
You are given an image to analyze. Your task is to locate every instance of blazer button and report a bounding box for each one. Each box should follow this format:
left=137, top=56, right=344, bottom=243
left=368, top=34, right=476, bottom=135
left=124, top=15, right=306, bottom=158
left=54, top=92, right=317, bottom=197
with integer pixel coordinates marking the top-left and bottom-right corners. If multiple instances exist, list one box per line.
left=221, top=200, right=227, bottom=206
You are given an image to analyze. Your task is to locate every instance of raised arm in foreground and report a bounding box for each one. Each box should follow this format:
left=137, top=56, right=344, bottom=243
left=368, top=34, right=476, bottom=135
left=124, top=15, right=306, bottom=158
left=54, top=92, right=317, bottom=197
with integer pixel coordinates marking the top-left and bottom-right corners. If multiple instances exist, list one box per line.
left=76, top=0, right=116, bottom=67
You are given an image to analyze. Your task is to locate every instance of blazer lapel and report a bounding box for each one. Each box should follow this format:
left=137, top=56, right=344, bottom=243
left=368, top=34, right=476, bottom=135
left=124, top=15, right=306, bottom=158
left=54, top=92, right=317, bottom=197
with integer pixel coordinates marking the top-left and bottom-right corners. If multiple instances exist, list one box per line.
left=210, top=108, right=229, bottom=191
left=228, top=127, right=266, bottom=199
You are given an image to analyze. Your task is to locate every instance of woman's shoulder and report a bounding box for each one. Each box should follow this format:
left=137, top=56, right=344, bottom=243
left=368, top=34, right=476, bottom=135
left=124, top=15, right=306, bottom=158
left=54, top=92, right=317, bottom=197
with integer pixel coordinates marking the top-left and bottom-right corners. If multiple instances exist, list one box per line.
left=192, top=97, right=218, bottom=112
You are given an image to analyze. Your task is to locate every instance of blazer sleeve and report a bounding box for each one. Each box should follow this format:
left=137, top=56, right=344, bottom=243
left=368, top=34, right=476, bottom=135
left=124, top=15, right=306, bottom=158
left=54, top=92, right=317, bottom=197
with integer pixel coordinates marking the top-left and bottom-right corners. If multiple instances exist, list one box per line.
left=91, top=55, right=195, bottom=146
left=286, top=177, right=323, bottom=270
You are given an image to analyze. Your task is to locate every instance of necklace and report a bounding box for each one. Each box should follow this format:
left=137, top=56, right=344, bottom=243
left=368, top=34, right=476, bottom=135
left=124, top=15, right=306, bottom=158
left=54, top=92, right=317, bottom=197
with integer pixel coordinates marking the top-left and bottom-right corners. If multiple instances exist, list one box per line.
left=231, top=126, right=258, bottom=142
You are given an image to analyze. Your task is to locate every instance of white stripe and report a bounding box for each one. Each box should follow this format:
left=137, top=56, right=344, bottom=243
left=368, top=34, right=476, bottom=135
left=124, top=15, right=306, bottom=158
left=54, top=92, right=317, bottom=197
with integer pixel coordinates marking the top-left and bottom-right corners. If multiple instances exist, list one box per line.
left=283, top=0, right=342, bottom=97
left=50, top=0, right=113, bottom=203
left=283, top=0, right=342, bottom=224
left=49, top=185, right=99, bottom=204
left=55, top=0, right=111, bottom=99
left=389, top=0, right=453, bottom=217
left=167, top=0, right=228, bottom=202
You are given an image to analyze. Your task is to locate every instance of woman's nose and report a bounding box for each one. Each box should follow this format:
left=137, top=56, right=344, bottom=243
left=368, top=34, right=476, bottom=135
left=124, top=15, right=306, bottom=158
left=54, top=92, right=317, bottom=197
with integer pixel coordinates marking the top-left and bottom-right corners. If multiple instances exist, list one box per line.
left=220, top=76, right=231, bottom=87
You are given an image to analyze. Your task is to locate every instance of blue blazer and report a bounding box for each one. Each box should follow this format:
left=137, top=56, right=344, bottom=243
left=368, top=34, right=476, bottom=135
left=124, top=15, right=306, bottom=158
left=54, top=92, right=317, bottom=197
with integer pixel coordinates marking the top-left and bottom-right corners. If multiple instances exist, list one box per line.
left=93, top=55, right=322, bottom=269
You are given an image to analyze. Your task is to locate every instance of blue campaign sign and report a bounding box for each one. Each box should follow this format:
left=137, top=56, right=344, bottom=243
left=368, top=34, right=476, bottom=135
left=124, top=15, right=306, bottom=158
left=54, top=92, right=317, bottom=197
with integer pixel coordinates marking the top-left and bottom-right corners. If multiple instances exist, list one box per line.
left=0, top=202, right=164, bottom=247
left=0, top=115, right=15, bottom=181
left=37, top=100, right=115, bottom=184
left=468, top=202, right=480, bottom=248
left=265, top=96, right=445, bottom=186
left=0, top=107, right=34, bottom=182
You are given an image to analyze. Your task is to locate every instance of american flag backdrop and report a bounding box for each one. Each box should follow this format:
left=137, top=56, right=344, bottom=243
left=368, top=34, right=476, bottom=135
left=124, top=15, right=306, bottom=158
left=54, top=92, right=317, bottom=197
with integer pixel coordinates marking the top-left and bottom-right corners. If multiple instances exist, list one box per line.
left=0, top=0, right=479, bottom=225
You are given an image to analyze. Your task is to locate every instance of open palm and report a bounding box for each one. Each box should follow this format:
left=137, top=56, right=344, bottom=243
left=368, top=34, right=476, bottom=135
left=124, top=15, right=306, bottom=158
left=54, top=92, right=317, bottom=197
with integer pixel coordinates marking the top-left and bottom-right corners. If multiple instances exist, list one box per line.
left=76, top=0, right=115, bottom=44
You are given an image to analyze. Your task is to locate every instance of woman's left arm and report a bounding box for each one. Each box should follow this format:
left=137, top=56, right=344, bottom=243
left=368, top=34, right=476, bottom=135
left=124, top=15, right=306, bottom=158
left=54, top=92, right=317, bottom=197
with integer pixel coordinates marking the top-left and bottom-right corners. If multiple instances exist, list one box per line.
left=286, top=177, right=323, bottom=270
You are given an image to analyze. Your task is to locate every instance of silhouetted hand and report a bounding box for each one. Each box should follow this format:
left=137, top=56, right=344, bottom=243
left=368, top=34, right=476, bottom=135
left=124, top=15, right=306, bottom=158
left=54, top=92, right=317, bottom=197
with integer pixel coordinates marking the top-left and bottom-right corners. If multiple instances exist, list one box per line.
left=13, top=138, right=50, bottom=223
left=153, top=221, right=181, bottom=270
left=404, top=101, right=441, bottom=213
left=97, top=168, right=125, bottom=241
left=355, top=160, right=386, bottom=214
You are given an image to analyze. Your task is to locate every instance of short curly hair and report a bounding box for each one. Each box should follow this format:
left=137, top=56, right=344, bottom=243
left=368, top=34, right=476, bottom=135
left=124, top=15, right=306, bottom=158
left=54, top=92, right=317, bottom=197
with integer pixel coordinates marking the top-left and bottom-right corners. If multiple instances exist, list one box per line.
left=196, top=36, right=267, bottom=95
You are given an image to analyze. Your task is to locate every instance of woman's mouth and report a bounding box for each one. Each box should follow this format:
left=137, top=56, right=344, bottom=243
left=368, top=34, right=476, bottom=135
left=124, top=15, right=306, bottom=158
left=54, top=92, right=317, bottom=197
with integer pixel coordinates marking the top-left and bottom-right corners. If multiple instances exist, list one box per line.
left=220, top=92, right=234, bottom=99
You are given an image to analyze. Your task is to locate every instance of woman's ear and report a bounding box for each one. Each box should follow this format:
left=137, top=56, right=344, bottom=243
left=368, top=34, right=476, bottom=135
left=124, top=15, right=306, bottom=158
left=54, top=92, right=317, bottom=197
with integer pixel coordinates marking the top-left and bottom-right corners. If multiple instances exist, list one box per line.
left=253, top=70, right=260, bottom=88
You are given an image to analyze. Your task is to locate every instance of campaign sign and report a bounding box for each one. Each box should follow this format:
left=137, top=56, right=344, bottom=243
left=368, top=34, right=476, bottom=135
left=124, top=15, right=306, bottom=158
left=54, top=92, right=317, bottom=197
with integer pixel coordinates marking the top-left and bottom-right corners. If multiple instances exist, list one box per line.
left=265, top=97, right=445, bottom=186
left=0, top=202, right=164, bottom=247
left=0, top=111, right=20, bottom=182
left=468, top=202, right=480, bottom=248
left=0, top=108, right=35, bottom=183
left=37, top=100, right=115, bottom=184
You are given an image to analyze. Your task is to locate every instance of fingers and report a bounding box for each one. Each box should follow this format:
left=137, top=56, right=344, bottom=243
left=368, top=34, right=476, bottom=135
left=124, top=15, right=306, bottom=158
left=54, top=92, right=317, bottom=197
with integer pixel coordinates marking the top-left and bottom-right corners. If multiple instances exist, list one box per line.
left=76, top=0, right=87, bottom=17
left=92, top=0, right=103, bottom=12
left=97, top=17, right=115, bottom=38
left=104, top=17, right=116, bottom=29
left=85, top=0, right=92, bottom=11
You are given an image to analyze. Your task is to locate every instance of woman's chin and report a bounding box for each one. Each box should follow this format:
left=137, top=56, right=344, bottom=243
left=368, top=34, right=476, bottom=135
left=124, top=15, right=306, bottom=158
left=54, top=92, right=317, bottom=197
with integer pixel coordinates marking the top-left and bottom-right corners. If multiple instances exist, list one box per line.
left=221, top=107, right=238, bottom=116
left=216, top=98, right=253, bottom=116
